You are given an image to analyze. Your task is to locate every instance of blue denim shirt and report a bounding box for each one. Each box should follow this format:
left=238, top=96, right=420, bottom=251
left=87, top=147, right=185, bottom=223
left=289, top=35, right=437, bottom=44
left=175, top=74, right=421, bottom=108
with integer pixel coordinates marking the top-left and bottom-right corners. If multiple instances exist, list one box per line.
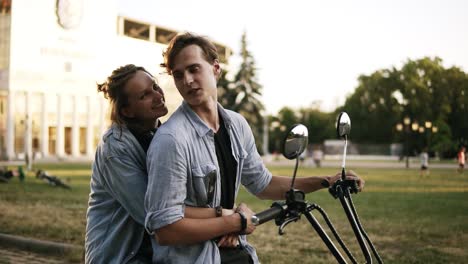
left=145, top=102, right=272, bottom=264
left=85, top=124, right=150, bottom=264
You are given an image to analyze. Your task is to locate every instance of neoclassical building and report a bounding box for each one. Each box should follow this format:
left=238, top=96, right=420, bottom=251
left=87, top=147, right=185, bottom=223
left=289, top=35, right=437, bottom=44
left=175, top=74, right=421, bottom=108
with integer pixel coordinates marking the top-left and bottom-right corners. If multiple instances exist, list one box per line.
left=0, top=0, right=231, bottom=160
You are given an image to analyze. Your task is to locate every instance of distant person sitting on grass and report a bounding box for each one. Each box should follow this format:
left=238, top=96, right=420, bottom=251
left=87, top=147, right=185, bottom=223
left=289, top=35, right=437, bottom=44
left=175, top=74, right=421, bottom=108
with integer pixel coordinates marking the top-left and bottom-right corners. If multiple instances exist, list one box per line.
left=0, top=168, right=13, bottom=183
left=36, top=169, right=70, bottom=189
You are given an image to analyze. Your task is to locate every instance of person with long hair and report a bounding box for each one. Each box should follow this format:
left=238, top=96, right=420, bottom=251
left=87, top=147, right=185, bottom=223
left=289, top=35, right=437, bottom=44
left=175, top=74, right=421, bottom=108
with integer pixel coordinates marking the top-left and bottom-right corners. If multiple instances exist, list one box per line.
left=85, top=64, right=168, bottom=263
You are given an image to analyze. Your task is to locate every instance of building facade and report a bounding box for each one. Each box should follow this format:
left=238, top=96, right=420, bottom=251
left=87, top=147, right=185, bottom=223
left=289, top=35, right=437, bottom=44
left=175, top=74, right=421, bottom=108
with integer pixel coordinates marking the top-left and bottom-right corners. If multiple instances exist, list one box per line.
left=0, top=0, right=232, bottom=161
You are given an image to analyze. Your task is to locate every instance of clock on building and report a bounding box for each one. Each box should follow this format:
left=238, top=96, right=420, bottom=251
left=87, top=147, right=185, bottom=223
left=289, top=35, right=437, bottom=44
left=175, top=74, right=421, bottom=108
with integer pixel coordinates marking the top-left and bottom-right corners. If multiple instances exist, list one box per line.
left=56, top=0, right=83, bottom=30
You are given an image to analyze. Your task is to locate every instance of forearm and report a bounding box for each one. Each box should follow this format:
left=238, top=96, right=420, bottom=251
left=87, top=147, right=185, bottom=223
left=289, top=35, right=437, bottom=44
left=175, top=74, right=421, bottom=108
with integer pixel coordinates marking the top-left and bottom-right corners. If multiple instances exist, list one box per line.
left=294, top=176, right=332, bottom=193
left=185, top=206, right=233, bottom=219
left=256, top=175, right=333, bottom=200
left=155, top=214, right=242, bottom=245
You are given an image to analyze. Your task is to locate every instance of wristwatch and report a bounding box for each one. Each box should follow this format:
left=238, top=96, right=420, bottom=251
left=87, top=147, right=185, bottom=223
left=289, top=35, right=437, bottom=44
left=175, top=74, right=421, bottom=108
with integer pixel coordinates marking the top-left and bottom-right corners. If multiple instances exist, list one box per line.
left=215, top=206, right=223, bottom=217
left=237, top=211, right=247, bottom=232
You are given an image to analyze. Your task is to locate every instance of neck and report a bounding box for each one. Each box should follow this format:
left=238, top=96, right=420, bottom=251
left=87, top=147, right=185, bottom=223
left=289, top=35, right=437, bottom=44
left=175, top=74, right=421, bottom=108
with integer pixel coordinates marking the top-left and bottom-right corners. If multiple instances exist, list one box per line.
left=190, top=100, right=219, bottom=132
left=126, top=119, right=158, bottom=133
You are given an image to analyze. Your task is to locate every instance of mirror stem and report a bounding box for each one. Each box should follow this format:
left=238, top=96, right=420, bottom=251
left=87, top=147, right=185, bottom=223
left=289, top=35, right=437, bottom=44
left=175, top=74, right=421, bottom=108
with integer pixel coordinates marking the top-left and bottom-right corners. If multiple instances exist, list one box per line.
left=290, top=153, right=300, bottom=189
left=341, top=135, right=348, bottom=180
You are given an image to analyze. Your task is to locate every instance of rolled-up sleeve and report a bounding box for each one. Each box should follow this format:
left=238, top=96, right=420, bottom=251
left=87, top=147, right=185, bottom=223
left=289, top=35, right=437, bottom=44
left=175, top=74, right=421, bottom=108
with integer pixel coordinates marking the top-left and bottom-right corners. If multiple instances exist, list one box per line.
left=145, top=133, right=188, bottom=233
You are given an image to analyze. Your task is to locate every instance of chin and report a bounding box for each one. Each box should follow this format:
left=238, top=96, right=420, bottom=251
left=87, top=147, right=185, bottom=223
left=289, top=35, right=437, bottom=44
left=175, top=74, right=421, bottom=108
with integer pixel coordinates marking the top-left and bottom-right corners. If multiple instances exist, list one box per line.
left=157, top=109, right=169, bottom=118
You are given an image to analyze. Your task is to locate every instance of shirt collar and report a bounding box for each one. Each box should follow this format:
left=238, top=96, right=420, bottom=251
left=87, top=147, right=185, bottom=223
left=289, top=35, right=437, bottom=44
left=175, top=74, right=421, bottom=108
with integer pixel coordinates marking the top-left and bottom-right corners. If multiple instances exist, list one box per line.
left=181, top=101, right=233, bottom=138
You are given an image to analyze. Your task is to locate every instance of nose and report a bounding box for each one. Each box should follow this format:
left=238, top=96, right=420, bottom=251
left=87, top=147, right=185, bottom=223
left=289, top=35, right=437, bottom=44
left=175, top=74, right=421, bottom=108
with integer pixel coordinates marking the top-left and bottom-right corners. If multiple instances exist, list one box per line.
left=184, top=72, right=194, bottom=86
left=153, top=89, right=164, bottom=101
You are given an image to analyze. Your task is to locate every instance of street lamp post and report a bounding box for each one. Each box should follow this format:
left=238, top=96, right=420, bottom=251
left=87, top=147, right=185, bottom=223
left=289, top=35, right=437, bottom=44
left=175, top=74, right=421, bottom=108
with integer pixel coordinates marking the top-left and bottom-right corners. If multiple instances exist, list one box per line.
left=396, top=117, right=417, bottom=169
left=396, top=117, right=411, bottom=168
left=422, top=121, right=438, bottom=157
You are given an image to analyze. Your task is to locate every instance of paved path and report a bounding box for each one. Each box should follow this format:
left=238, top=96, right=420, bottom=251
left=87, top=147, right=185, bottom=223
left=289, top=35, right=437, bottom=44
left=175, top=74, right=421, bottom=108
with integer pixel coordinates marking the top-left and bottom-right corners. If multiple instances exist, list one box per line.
left=0, top=246, right=67, bottom=264
left=264, top=157, right=458, bottom=169
left=0, top=233, right=81, bottom=264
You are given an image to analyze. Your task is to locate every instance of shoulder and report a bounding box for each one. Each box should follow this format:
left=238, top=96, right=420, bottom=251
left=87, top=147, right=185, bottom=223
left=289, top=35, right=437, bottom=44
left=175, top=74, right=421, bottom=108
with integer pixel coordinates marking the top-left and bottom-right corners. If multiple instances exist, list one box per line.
left=99, top=125, right=139, bottom=157
left=149, top=118, right=190, bottom=157
left=158, top=107, right=189, bottom=132
left=223, top=108, right=249, bottom=127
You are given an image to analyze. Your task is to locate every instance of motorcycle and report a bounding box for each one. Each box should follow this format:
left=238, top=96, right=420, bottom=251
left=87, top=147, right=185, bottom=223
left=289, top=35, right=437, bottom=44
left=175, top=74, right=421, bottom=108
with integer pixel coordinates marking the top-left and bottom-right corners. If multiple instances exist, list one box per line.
left=252, top=112, right=383, bottom=264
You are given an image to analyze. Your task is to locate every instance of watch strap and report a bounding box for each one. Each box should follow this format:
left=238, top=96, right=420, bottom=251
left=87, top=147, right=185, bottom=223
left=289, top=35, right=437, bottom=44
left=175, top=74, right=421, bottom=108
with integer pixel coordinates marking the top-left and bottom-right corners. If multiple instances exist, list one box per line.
left=237, top=211, right=247, bottom=232
left=215, top=206, right=223, bottom=217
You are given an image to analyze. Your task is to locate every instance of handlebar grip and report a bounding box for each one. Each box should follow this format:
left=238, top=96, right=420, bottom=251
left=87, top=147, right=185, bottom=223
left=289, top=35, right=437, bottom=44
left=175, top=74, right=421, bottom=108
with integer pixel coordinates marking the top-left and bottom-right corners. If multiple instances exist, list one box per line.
left=251, top=203, right=285, bottom=226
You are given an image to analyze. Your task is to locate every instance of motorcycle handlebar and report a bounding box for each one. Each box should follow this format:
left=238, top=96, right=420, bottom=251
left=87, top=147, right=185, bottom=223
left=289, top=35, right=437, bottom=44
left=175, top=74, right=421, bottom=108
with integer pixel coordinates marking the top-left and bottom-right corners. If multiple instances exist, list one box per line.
left=251, top=203, right=286, bottom=226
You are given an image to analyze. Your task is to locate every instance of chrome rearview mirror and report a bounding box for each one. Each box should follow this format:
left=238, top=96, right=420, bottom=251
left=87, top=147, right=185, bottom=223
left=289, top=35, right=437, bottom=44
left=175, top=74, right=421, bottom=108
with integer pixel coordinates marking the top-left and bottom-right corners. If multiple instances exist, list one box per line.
left=283, top=124, right=309, bottom=160
left=336, top=112, right=351, bottom=138
left=282, top=124, right=309, bottom=190
left=336, top=112, right=351, bottom=180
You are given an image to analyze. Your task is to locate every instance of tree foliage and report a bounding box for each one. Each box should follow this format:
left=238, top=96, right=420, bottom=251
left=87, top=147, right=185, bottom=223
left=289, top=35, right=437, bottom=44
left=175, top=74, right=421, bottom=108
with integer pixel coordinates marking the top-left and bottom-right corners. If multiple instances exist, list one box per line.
left=267, top=106, right=335, bottom=154
left=341, top=57, right=468, bottom=157
left=218, top=31, right=266, bottom=153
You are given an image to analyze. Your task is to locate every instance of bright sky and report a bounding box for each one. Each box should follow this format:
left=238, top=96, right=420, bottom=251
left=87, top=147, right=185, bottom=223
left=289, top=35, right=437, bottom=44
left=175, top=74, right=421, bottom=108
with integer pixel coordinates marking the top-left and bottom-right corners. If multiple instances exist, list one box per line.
left=117, top=0, right=468, bottom=114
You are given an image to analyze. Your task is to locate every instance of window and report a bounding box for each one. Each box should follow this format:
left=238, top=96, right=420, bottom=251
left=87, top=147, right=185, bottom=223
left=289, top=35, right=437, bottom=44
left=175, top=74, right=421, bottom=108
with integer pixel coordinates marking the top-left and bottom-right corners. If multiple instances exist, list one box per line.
left=155, top=27, right=177, bottom=44
left=0, top=0, right=11, bottom=14
left=123, top=19, right=150, bottom=41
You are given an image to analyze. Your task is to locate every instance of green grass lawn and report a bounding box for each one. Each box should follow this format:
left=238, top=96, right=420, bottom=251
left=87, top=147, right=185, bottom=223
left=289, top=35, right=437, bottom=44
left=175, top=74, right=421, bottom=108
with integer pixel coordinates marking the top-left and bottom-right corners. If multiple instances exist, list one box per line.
left=0, top=163, right=467, bottom=263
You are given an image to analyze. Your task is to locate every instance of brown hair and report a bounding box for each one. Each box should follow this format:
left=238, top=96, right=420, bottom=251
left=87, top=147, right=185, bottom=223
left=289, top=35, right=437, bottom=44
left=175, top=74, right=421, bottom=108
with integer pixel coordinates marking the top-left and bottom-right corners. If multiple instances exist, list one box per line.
left=161, top=32, right=218, bottom=74
left=97, top=64, right=151, bottom=126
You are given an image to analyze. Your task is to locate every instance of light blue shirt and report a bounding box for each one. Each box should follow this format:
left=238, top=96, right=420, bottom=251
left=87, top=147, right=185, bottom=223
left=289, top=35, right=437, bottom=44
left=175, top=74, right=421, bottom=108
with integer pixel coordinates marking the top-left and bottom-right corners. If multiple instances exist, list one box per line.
left=85, top=124, right=150, bottom=264
left=145, top=102, right=272, bottom=264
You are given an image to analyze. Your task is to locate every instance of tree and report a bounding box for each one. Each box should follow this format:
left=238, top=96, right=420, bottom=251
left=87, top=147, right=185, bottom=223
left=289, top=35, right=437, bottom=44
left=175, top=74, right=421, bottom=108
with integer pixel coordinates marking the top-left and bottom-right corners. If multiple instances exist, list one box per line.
left=341, top=57, right=468, bottom=157
left=299, top=108, right=335, bottom=144
left=219, top=31, right=266, bottom=153
left=268, top=107, right=298, bottom=154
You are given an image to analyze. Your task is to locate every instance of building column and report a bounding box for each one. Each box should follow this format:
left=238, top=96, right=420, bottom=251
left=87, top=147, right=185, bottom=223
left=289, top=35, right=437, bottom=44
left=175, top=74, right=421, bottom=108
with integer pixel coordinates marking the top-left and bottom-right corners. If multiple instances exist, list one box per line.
left=85, top=95, right=94, bottom=157
left=24, top=91, right=32, bottom=168
left=71, top=95, right=80, bottom=157
left=6, top=90, right=15, bottom=160
left=40, top=93, right=49, bottom=157
left=56, top=94, right=65, bottom=158
left=150, top=24, right=156, bottom=42
left=117, top=16, right=124, bottom=35
left=99, top=96, right=106, bottom=138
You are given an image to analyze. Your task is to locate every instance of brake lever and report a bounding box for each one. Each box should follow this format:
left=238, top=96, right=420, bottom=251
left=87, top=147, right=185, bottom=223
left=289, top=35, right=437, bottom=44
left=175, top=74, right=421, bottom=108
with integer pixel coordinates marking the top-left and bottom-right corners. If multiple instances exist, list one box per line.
left=278, top=216, right=300, bottom=235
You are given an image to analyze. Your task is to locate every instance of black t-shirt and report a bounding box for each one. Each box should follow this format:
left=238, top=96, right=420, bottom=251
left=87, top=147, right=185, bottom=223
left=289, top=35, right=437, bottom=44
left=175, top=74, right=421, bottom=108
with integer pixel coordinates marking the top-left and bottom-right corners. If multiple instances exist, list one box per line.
left=215, top=115, right=253, bottom=264
left=214, top=115, right=237, bottom=209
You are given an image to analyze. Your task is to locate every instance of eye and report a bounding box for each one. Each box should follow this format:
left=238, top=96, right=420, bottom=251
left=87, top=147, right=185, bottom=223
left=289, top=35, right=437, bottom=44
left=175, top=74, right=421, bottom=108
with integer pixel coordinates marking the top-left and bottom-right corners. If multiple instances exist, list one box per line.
left=173, top=71, right=183, bottom=80
left=188, top=65, right=200, bottom=73
left=153, top=83, right=162, bottom=92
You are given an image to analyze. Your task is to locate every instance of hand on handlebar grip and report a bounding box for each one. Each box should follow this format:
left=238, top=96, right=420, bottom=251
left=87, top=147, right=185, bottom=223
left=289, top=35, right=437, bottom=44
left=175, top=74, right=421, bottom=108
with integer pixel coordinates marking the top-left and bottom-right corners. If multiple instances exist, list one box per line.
left=344, top=170, right=365, bottom=192
left=330, top=170, right=365, bottom=192
left=235, top=203, right=256, bottom=235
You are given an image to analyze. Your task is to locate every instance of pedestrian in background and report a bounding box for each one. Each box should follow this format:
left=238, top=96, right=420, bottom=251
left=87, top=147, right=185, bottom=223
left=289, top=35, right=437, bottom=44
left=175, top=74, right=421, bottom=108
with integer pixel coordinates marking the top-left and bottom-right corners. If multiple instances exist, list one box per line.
left=420, top=148, right=429, bottom=177
left=458, top=146, right=466, bottom=174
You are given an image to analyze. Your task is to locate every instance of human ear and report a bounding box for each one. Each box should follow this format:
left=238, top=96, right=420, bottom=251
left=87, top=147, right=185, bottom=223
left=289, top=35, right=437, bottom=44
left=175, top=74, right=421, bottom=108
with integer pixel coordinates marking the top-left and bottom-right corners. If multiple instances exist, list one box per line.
left=213, top=60, right=221, bottom=76
left=121, top=106, right=135, bottom=118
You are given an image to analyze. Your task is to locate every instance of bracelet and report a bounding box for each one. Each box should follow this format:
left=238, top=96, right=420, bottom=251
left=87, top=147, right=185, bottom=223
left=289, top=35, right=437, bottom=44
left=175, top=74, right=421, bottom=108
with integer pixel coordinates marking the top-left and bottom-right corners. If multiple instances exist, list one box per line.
left=237, top=211, right=247, bottom=232
left=215, top=206, right=223, bottom=217
left=321, top=178, right=330, bottom=188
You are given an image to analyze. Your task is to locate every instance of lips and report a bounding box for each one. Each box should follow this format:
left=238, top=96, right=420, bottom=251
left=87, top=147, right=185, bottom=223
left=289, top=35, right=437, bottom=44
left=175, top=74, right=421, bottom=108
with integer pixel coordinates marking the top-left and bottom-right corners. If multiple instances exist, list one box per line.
left=154, top=98, right=165, bottom=108
left=188, top=88, right=201, bottom=95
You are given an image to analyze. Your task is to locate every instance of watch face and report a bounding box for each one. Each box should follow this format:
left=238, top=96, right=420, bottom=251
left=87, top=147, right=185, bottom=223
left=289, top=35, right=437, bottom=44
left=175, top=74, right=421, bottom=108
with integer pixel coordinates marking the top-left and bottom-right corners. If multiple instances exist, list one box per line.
left=56, top=0, right=83, bottom=30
